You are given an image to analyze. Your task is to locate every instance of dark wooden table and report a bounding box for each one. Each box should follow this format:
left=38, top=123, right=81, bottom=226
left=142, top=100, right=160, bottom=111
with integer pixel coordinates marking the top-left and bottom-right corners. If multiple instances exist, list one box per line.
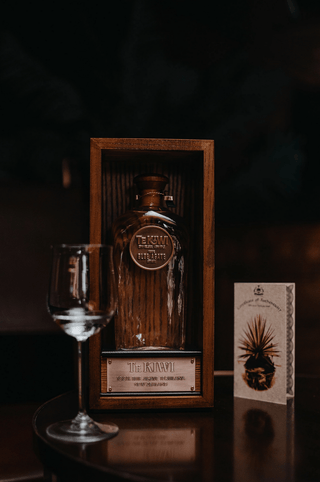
left=33, top=374, right=320, bottom=481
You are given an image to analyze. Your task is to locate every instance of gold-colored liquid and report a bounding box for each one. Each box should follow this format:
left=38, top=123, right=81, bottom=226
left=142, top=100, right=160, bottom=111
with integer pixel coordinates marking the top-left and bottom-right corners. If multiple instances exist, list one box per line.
left=112, top=178, right=188, bottom=350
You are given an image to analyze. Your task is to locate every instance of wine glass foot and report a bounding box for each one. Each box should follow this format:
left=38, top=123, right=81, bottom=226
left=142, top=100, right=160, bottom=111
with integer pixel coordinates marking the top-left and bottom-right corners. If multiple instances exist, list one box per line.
left=46, top=412, right=119, bottom=443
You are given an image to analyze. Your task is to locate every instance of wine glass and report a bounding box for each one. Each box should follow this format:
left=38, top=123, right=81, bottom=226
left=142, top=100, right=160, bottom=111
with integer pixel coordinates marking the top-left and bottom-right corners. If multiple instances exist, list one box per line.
left=46, top=244, right=118, bottom=443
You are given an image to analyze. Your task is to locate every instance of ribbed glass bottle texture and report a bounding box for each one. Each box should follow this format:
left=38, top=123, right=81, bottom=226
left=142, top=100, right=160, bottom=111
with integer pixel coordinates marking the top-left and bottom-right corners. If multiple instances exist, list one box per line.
left=112, top=174, right=188, bottom=350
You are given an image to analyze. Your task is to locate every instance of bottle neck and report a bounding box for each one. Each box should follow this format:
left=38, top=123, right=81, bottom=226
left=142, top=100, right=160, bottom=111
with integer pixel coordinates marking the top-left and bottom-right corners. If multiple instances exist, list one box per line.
left=137, top=190, right=166, bottom=209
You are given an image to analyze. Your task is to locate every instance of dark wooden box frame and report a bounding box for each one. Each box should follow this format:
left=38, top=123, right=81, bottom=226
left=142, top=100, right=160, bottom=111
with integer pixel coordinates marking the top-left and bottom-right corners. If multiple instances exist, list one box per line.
left=89, top=138, right=214, bottom=410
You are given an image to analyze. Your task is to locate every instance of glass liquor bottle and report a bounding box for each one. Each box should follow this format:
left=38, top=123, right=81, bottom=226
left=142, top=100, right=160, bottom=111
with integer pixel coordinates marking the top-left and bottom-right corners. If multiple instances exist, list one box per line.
left=112, top=173, right=188, bottom=350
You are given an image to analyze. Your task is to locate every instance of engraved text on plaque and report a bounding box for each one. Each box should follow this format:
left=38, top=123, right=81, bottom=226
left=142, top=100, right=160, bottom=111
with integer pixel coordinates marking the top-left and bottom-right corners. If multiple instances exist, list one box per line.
left=105, top=356, right=197, bottom=393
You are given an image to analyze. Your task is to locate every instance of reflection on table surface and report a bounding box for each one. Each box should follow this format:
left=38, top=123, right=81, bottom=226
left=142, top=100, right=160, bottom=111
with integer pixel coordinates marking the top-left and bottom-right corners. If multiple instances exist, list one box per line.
left=33, top=375, right=320, bottom=482
left=107, top=428, right=197, bottom=464
left=233, top=397, right=294, bottom=482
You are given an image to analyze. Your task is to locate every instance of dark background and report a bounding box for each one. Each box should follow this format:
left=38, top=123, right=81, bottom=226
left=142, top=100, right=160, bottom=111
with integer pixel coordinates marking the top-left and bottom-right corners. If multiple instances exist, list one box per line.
left=1, top=0, right=320, bottom=402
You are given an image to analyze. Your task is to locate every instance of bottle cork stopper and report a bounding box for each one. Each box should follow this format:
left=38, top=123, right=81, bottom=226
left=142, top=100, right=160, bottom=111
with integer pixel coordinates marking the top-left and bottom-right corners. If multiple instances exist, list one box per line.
left=134, top=174, right=168, bottom=193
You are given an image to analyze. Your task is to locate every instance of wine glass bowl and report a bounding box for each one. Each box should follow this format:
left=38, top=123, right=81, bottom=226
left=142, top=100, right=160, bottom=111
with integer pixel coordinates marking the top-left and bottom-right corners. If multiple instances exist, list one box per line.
left=46, top=244, right=118, bottom=443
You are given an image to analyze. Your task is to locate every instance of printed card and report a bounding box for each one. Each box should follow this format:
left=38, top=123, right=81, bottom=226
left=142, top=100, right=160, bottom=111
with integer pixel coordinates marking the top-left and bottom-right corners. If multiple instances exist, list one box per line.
left=234, top=283, right=295, bottom=405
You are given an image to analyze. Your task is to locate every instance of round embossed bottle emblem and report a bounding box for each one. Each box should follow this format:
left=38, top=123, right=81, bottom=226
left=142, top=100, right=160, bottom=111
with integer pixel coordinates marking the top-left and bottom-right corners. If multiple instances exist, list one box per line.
left=129, top=226, right=174, bottom=270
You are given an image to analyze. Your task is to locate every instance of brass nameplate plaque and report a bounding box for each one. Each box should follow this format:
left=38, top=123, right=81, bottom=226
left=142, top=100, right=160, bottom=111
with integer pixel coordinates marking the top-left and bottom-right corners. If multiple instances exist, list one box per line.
left=106, top=356, right=196, bottom=393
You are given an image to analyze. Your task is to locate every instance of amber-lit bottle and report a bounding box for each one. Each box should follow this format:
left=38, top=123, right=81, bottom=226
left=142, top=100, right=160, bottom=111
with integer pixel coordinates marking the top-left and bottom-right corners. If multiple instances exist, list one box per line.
left=112, top=174, right=188, bottom=350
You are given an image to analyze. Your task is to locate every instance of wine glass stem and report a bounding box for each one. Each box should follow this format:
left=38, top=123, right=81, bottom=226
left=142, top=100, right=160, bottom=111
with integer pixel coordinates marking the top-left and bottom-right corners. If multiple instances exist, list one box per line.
left=77, top=341, right=86, bottom=415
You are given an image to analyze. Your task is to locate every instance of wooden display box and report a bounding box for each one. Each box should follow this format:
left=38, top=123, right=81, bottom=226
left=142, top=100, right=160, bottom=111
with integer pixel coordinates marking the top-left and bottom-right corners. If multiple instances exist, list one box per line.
left=89, top=138, right=214, bottom=410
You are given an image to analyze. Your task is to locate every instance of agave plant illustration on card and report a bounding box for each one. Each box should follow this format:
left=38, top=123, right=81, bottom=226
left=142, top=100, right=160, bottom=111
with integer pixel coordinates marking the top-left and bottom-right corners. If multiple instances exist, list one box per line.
left=238, top=315, right=280, bottom=391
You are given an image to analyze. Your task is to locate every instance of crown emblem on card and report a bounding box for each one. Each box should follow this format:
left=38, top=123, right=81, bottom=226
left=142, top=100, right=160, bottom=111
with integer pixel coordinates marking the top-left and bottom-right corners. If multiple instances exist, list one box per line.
left=254, top=285, right=264, bottom=296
